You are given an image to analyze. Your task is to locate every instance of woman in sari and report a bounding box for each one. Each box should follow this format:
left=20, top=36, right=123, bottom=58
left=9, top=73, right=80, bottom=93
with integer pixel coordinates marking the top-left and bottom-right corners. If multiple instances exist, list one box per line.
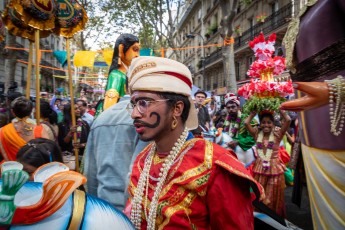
left=245, top=109, right=291, bottom=217
left=0, top=97, right=49, bottom=162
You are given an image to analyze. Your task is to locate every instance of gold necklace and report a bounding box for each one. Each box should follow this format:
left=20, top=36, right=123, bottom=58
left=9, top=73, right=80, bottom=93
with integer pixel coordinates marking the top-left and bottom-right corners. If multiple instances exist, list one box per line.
left=13, top=117, right=35, bottom=136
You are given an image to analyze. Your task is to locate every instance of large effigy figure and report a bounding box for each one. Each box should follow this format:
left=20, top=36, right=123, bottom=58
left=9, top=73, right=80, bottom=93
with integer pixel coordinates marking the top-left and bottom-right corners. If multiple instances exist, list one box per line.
left=95, top=34, right=140, bottom=117
left=281, top=0, right=345, bottom=229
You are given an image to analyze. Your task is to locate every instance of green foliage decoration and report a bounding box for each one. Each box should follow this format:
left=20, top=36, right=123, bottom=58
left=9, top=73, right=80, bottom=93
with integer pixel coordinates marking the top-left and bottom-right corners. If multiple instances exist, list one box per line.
left=242, top=96, right=286, bottom=115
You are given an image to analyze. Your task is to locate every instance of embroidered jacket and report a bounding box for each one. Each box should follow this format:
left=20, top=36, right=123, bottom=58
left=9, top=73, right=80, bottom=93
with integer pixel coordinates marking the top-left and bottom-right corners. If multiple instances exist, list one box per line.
left=127, top=138, right=264, bottom=229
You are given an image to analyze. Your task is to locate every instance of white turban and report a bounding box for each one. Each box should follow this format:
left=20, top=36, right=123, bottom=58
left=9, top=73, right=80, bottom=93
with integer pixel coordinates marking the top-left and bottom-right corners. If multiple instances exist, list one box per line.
left=128, top=56, right=198, bottom=130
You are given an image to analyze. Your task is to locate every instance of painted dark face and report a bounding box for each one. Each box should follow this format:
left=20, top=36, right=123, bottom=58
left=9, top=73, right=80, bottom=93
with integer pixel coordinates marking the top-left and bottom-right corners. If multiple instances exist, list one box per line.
left=123, top=42, right=140, bottom=67
left=260, top=116, right=274, bottom=134
left=226, top=102, right=239, bottom=118
left=130, top=91, right=172, bottom=142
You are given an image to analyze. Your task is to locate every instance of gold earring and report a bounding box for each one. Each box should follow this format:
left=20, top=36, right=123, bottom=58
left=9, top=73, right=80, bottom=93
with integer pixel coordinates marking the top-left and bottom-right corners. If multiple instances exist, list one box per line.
left=171, top=116, right=178, bottom=130
left=118, top=57, right=121, bottom=65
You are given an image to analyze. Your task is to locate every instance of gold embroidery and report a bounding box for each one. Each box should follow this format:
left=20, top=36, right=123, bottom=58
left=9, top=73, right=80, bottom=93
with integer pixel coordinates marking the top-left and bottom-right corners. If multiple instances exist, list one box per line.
left=183, top=173, right=211, bottom=190
left=130, top=61, right=157, bottom=77
left=159, top=192, right=197, bottom=229
left=160, top=140, right=214, bottom=197
left=129, top=139, right=215, bottom=228
left=153, top=154, right=166, bottom=165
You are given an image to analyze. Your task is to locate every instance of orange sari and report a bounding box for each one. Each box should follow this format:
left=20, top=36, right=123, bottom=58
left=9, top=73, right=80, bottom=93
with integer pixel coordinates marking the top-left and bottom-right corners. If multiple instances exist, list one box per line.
left=0, top=123, right=43, bottom=162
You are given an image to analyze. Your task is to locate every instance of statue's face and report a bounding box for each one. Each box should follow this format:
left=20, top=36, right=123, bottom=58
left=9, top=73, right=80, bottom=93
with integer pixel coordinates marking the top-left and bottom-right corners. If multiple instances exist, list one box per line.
left=123, top=42, right=140, bottom=66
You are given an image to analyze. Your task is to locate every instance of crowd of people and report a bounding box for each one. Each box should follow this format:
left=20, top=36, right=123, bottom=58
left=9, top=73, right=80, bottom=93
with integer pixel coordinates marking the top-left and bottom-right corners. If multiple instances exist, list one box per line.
left=0, top=58, right=300, bottom=229
left=0, top=32, right=302, bottom=228
left=2, top=4, right=345, bottom=225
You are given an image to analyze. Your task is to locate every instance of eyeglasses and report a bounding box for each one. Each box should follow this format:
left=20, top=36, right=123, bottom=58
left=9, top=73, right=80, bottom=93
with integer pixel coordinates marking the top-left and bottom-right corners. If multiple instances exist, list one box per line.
left=226, top=105, right=237, bottom=109
left=126, top=99, right=170, bottom=114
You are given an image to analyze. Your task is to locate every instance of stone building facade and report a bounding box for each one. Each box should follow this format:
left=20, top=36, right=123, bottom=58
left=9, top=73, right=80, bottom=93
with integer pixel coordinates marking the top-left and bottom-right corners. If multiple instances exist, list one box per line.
left=0, top=1, right=67, bottom=98
left=169, top=0, right=301, bottom=96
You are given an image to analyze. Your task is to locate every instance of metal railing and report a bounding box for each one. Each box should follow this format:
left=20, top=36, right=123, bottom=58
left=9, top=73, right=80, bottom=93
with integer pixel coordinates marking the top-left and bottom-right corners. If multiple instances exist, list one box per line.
left=204, top=48, right=222, bottom=66
left=234, top=2, right=293, bottom=50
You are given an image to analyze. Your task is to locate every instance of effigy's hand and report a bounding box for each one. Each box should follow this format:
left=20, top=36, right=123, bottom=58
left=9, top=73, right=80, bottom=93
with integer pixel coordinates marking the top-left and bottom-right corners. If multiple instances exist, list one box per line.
left=280, top=82, right=329, bottom=112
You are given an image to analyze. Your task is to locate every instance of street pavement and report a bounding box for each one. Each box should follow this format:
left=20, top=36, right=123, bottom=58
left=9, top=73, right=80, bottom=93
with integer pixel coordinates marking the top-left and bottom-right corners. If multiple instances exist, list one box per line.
left=285, top=186, right=313, bottom=230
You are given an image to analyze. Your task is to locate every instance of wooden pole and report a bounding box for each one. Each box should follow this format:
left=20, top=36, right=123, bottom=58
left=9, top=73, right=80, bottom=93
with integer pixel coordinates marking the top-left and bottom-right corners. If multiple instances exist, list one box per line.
left=26, top=42, right=33, bottom=99
left=35, top=30, right=40, bottom=125
left=66, top=39, right=79, bottom=172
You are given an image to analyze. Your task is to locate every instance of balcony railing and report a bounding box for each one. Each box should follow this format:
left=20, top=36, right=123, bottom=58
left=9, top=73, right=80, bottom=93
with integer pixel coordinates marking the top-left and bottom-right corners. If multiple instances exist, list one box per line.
left=204, top=48, right=222, bottom=66
left=234, top=2, right=293, bottom=50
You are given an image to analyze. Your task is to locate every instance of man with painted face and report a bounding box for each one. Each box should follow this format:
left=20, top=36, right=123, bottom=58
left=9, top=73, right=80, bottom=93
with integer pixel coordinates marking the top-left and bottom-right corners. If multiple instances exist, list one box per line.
left=95, top=34, right=140, bottom=117
left=124, top=56, right=264, bottom=229
left=223, top=93, right=257, bottom=166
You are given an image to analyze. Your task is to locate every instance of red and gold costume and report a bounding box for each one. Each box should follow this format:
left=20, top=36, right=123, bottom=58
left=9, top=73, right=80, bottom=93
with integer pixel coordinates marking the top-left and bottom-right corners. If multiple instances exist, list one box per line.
left=127, top=138, right=264, bottom=229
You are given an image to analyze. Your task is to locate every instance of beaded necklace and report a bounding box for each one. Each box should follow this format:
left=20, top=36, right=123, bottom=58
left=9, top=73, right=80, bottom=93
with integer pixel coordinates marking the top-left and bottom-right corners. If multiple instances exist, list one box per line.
left=256, top=130, right=274, bottom=170
left=130, top=128, right=188, bottom=230
left=76, top=118, right=83, bottom=143
left=326, top=75, right=345, bottom=136
left=224, top=111, right=241, bottom=138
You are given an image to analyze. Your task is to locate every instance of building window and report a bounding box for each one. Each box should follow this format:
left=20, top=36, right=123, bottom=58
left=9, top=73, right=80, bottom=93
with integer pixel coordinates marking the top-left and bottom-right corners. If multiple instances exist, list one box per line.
left=271, top=1, right=279, bottom=13
left=235, top=62, right=240, bottom=80
left=21, top=66, right=26, bottom=86
left=247, top=56, right=255, bottom=75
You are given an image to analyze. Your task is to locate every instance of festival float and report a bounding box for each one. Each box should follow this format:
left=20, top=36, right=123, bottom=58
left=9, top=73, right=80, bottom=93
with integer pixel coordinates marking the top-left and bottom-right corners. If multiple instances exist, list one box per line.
left=238, top=32, right=293, bottom=114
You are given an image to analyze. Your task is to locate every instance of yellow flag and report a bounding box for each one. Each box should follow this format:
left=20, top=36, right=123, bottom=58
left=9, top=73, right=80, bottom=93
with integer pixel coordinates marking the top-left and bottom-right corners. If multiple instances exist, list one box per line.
left=103, top=50, right=114, bottom=66
left=74, top=51, right=97, bottom=67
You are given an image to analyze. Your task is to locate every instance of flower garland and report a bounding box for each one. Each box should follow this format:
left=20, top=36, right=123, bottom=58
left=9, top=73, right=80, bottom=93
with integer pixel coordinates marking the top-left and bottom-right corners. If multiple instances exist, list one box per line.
left=130, top=128, right=188, bottom=230
left=256, top=130, right=274, bottom=170
left=76, top=118, right=83, bottom=143
left=223, top=111, right=241, bottom=138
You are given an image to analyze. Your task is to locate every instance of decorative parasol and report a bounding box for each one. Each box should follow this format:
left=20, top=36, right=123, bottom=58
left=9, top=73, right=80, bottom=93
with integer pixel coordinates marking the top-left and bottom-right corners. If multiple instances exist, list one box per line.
left=54, top=0, right=88, bottom=172
left=2, top=4, right=50, bottom=42
left=238, top=33, right=293, bottom=114
left=11, top=0, right=56, bottom=30
left=53, top=0, right=88, bottom=38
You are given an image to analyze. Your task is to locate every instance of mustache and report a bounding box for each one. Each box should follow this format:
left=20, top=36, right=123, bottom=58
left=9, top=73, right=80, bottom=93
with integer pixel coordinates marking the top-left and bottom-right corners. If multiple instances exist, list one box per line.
left=133, top=112, right=160, bottom=128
